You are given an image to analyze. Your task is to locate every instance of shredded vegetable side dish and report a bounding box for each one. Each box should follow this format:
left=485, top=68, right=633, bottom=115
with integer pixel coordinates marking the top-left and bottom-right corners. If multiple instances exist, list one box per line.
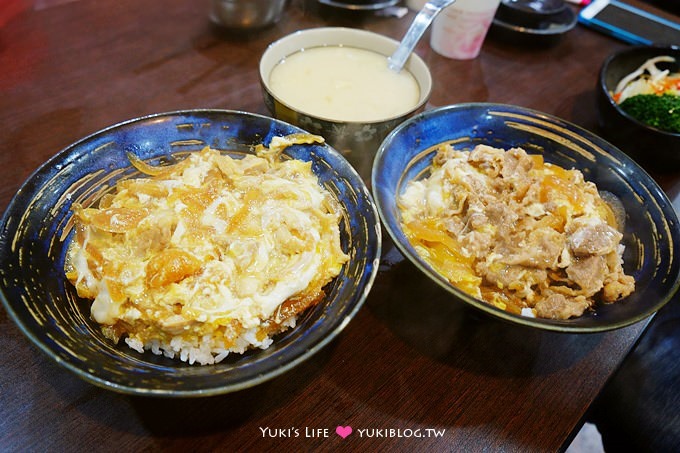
left=64, top=134, right=349, bottom=365
left=399, top=144, right=635, bottom=320
left=612, top=56, right=680, bottom=133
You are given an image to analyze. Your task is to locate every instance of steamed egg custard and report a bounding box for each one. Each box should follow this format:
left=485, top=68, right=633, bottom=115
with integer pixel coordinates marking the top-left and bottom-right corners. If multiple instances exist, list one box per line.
left=64, top=134, right=349, bottom=365
left=268, top=45, right=421, bottom=122
left=399, top=144, right=635, bottom=320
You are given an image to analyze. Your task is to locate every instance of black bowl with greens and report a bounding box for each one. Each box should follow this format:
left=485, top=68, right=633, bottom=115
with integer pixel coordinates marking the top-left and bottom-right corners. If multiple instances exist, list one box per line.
left=597, top=45, right=680, bottom=172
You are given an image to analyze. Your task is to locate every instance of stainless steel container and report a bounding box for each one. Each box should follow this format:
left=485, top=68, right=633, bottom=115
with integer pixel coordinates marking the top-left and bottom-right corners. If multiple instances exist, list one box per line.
left=210, top=0, right=287, bottom=29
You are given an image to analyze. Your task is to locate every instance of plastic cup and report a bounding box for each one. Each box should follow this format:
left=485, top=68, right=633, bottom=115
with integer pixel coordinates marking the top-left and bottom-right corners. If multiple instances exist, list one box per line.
left=430, top=0, right=501, bottom=60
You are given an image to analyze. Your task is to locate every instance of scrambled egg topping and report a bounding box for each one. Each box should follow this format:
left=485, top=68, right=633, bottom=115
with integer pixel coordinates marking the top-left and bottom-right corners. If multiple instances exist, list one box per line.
left=399, top=144, right=635, bottom=320
left=65, top=134, right=348, bottom=364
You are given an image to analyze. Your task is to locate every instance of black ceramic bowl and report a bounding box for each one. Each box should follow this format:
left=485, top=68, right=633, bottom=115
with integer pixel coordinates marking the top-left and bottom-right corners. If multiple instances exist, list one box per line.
left=497, top=0, right=567, bottom=28
left=490, top=1, right=577, bottom=47
left=373, top=103, right=680, bottom=333
left=317, top=0, right=399, bottom=10
left=0, top=110, right=381, bottom=396
left=597, top=45, right=680, bottom=172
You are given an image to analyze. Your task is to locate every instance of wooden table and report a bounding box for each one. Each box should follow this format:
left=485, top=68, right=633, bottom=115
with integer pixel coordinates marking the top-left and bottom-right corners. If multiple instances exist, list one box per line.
left=1, top=0, right=678, bottom=451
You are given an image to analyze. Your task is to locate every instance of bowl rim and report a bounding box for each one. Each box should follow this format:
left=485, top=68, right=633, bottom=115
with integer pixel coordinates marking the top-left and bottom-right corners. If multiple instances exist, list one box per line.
left=258, top=26, right=433, bottom=124
left=499, top=0, right=568, bottom=15
left=491, top=5, right=577, bottom=36
left=0, top=108, right=382, bottom=396
left=372, top=102, right=680, bottom=333
left=318, top=0, right=400, bottom=11
left=599, top=45, right=680, bottom=138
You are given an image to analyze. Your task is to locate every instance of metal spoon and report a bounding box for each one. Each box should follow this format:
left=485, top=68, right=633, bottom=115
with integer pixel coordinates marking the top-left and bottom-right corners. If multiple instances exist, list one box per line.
left=387, top=0, right=457, bottom=73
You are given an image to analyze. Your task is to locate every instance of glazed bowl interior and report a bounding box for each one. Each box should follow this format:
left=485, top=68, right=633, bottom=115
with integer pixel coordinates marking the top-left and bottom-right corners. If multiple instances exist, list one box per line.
left=597, top=45, right=680, bottom=171
left=0, top=109, right=381, bottom=396
left=259, top=27, right=432, bottom=180
left=373, top=103, right=680, bottom=333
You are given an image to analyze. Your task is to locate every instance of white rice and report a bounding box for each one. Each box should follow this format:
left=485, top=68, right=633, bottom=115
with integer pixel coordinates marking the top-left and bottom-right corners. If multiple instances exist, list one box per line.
left=123, top=316, right=298, bottom=365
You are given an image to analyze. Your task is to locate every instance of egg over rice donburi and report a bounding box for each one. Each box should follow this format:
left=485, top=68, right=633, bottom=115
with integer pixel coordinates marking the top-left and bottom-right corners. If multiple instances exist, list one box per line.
left=64, top=134, right=348, bottom=365
left=399, top=144, right=635, bottom=320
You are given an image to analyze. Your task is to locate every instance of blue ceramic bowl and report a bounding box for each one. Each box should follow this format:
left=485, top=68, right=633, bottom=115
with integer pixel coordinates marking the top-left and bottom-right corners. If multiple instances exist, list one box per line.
left=0, top=109, right=381, bottom=396
left=373, top=103, right=680, bottom=333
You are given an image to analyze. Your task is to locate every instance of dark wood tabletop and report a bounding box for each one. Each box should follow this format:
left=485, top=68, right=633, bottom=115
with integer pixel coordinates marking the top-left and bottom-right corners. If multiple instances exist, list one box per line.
left=2, top=0, right=679, bottom=451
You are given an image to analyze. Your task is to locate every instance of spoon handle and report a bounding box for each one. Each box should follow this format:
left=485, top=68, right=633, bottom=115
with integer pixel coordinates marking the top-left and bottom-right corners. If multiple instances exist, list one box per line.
left=388, top=0, right=457, bottom=72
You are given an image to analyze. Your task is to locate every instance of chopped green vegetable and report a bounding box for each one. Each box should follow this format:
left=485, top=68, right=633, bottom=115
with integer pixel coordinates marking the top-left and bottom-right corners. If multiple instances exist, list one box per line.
left=619, top=93, right=680, bottom=134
